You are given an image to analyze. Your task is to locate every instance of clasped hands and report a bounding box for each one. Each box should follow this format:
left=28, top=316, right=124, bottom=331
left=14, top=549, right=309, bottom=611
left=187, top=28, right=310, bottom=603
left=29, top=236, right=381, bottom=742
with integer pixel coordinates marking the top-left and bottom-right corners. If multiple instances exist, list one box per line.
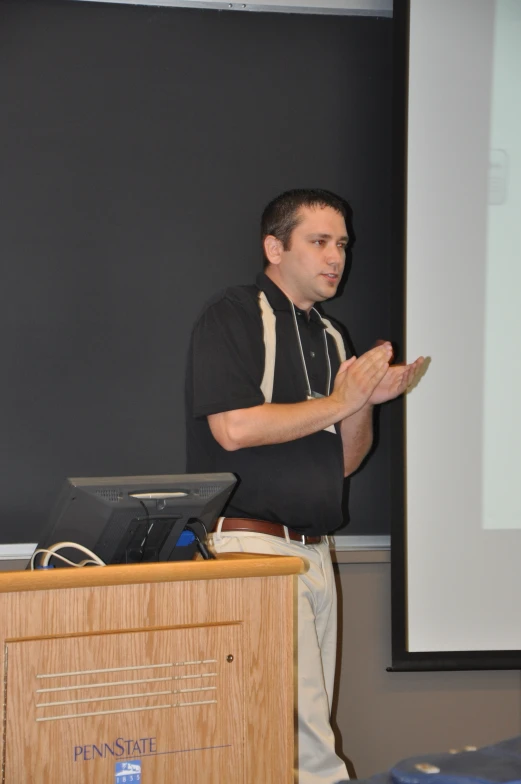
left=331, top=342, right=424, bottom=416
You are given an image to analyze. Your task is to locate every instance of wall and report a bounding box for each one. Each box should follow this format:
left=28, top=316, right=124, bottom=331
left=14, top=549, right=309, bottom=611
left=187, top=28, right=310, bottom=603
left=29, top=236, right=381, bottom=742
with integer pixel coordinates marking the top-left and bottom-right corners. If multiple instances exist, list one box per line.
left=334, top=557, right=521, bottom=778
left=0, top=0, right=396, bottom=543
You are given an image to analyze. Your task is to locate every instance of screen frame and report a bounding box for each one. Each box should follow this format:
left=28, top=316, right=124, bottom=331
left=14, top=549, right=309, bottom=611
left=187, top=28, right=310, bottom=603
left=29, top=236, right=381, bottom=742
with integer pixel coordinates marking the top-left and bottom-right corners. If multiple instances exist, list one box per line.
left=390, top=0, right=521, bottom=672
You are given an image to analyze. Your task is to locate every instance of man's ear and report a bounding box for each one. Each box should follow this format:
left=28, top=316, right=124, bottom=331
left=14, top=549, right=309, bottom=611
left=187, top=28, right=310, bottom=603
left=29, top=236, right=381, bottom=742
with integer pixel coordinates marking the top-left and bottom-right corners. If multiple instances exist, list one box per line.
left=263, top=235, right=283, bottom=266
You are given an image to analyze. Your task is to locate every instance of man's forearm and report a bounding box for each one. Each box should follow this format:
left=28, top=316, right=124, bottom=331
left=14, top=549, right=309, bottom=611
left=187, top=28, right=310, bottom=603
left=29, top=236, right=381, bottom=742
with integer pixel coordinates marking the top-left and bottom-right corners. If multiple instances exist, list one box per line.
left=340, top=404, right=373, bottom=477
left=208, top=344, right=392, bottom=452
left=208, top=397, right=348, bottom=451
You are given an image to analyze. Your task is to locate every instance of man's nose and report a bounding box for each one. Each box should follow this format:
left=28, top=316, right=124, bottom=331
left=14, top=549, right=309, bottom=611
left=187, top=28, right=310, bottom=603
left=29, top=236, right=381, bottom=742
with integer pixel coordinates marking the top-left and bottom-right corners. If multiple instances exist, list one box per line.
left=327, top=245, right=344, bottom=264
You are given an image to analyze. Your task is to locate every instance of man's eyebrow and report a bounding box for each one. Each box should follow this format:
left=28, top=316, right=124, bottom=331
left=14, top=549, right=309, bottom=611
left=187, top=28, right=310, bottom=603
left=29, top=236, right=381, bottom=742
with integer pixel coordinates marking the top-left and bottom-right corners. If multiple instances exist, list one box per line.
left=306, top=232, right=349, bottom=242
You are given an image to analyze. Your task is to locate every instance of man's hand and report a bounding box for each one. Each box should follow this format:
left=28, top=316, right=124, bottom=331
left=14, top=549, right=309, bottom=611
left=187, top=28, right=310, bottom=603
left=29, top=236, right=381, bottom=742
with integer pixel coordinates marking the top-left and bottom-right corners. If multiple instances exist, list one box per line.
left=368, top=351, right=425, bottom=405
left=330, top=343, right=393, bottom=416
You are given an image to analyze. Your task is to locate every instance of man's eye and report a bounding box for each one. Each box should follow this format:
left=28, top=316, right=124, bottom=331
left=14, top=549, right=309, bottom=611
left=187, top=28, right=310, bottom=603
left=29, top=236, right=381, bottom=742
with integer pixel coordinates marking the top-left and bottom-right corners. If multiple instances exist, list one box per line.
left=314, top=240, right=325, bottom=246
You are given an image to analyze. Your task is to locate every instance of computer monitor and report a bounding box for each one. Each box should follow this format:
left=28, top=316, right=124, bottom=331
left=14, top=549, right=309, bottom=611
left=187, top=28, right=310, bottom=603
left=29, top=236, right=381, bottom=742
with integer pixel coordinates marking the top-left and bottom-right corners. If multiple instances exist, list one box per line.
left=33, top=473, right=236, bottom=567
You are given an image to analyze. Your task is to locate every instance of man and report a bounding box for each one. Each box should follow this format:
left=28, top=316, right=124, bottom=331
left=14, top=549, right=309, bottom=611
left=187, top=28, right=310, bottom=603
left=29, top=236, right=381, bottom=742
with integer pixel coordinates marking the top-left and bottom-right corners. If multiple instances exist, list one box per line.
left=185, top=189, right=423, bottom=784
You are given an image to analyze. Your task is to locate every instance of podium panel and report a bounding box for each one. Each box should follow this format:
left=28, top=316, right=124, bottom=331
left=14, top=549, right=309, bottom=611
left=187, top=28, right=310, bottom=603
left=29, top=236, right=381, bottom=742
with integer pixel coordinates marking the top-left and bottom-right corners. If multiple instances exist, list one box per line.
left=6, top=625, right=243, bottom=782
left=0, top=554, right=304, bottom=783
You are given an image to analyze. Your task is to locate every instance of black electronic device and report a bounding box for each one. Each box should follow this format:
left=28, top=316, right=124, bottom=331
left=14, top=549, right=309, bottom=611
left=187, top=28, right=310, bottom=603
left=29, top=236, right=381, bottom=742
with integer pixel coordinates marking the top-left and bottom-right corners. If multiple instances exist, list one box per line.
left=32, top=473, right=236, bottom=567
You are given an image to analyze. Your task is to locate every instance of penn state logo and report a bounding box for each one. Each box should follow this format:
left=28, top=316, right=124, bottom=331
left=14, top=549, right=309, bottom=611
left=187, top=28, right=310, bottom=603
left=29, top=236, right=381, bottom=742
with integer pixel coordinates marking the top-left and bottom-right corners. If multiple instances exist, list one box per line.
left=114, top=760, right=141, bottom=782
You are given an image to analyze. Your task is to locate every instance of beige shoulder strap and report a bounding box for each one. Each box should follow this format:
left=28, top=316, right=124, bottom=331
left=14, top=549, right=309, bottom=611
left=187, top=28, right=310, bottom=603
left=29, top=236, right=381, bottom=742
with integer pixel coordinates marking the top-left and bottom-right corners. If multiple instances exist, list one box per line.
left=321, top=317, right=347, bottom=363
left=258, top=291, right=277, bottom=403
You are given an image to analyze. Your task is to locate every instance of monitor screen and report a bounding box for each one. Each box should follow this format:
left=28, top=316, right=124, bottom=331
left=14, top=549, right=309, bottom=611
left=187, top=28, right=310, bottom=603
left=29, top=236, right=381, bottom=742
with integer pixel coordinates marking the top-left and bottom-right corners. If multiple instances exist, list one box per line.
left=33, top=473, right=237, bottom=567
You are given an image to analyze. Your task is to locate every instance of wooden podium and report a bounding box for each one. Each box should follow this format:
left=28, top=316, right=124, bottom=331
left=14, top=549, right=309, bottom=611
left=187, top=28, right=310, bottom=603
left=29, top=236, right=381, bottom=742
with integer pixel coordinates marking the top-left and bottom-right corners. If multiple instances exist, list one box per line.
left=0, top=553, right=305, bottom=783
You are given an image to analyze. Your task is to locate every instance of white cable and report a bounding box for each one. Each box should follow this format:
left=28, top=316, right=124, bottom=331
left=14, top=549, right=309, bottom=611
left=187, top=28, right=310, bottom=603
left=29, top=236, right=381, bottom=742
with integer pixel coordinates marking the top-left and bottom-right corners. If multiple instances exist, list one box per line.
left=30, top=550, right=96, bottom=570
left=31, top=542, right=106, bottom=570
left=43, top=541, right=105, bottom=567
left=30, top=549, right=65, bottom=570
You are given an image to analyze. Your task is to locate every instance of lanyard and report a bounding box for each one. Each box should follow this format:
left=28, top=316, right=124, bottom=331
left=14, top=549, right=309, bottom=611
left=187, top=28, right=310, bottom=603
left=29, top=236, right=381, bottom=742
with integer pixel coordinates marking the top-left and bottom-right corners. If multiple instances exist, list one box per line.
left=289, top=302, right=332, bottom=398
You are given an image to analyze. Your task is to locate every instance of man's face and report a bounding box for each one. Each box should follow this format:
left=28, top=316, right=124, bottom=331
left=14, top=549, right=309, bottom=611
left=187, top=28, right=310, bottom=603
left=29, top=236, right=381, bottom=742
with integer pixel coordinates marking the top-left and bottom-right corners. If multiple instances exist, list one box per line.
left=265, top=205, right=348, bottom=311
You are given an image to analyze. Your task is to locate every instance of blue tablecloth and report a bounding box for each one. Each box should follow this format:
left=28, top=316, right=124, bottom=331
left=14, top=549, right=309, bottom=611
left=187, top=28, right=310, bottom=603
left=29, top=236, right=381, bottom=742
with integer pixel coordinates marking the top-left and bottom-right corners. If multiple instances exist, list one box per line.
left=357, top=737, right=521, bottom=784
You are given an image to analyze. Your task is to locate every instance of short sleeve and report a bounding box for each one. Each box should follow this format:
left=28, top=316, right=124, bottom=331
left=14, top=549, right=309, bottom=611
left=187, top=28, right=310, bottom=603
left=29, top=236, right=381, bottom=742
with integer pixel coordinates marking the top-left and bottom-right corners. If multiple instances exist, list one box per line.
left=189, top=293, right=266, bottom=417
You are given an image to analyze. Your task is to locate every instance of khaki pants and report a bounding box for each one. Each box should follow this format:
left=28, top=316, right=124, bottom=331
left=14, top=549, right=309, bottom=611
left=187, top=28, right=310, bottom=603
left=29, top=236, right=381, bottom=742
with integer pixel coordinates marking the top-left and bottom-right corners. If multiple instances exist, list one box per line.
left=208, top=525, right=349, bottom=784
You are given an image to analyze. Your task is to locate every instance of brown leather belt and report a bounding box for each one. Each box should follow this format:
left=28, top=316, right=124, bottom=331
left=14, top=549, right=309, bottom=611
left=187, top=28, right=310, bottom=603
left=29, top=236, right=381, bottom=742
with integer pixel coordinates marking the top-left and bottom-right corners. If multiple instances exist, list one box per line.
left=215, top=517, right=322, bottom=545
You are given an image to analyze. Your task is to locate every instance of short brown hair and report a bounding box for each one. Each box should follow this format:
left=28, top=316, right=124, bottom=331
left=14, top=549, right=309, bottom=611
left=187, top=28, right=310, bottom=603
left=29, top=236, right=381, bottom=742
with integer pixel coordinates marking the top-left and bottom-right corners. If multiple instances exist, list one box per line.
left=261, top=188, right=350, bottom=265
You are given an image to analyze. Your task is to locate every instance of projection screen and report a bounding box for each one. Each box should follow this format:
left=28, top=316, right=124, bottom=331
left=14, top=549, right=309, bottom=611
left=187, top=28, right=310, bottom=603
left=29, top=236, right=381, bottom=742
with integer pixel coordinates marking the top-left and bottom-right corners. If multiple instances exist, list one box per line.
left=392, top=0, right=521, bottom=670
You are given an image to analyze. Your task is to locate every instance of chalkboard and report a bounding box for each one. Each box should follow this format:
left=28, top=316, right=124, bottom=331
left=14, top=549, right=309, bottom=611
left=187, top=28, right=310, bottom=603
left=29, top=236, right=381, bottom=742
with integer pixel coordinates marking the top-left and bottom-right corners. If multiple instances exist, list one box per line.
left=0, top=0, right=397, bottom=543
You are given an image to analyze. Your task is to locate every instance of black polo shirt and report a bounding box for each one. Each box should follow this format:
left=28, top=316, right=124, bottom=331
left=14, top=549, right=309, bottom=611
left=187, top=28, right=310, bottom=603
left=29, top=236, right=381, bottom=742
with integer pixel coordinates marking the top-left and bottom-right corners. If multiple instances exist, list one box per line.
left=185, top=273, right=349, bottom=535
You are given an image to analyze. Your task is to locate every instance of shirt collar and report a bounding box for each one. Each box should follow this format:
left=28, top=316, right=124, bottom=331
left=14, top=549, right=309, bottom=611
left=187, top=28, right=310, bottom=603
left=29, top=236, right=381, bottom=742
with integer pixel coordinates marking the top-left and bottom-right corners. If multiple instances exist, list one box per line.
left=256, top=272, right=325, bottom=325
